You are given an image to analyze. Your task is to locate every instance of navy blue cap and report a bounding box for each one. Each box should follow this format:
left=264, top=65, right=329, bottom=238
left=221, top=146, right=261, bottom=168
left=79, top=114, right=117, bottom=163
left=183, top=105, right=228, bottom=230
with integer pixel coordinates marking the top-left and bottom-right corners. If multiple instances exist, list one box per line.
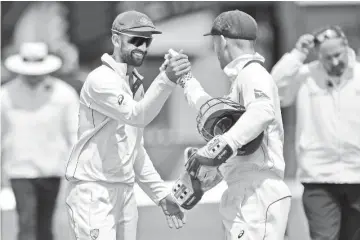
left=204, top=10, right=257, bottom=40
left=112, top=11, right=162, bottom=34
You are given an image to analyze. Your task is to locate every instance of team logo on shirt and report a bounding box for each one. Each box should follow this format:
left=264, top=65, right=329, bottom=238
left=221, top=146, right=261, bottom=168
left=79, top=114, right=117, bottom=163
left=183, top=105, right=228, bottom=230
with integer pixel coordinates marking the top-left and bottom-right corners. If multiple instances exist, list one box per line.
left=117, top=94, right=124, bottom=105
left=90, top=229, right=99, bottom=240
left=254, top=89, right=269, bottom=100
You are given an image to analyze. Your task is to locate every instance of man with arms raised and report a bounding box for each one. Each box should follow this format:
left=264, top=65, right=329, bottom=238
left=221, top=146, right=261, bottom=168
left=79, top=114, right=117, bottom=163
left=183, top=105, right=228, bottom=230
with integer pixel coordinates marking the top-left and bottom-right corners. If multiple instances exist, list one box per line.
left=272, top=26, right=360, bottom=240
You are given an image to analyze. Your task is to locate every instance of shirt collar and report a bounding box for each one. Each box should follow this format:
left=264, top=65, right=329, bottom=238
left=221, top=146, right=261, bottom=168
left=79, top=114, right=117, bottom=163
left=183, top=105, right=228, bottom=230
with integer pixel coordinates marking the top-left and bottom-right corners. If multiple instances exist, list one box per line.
left=223, top=52, right=265, bottom=82
left=101, top=53, right=128, bottom=78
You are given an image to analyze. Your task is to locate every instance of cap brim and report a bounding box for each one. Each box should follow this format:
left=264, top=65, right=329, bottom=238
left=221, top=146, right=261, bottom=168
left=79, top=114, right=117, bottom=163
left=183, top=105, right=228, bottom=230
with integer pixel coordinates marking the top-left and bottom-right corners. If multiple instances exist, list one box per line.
left=5, top=54, right=62, bottom=75
left=203, top=32, right=213, bottom=36
left=128, top=26, right=162, bottom=34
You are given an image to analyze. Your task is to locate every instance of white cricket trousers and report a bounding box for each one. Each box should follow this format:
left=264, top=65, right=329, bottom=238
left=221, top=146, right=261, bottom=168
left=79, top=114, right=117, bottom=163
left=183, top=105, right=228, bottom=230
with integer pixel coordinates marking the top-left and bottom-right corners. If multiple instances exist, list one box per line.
left=65, top=181, right=138, bottom=240
left=219, top=173, right=292, bottom=240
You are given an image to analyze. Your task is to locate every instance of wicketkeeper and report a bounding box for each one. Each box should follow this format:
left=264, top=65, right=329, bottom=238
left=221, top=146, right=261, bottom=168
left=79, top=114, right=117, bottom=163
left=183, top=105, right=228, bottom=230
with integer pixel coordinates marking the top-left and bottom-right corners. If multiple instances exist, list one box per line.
left=164, top=10, right=292, bottom=240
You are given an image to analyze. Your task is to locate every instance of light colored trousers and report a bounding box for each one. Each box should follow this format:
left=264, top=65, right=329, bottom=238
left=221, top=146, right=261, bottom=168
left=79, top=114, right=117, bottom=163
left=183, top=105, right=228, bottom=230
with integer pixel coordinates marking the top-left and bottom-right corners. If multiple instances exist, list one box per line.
left=65, top=181, right=138, bottom=240
left=220, top=177, right=292, bottom=240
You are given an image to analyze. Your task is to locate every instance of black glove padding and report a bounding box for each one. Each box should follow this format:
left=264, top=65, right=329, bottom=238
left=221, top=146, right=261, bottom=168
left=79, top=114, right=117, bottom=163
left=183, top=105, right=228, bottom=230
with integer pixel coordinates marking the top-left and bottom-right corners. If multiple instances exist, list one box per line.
left=171, top=147, right=223, bottom=210
left=172, top=171, right=204, bottom=210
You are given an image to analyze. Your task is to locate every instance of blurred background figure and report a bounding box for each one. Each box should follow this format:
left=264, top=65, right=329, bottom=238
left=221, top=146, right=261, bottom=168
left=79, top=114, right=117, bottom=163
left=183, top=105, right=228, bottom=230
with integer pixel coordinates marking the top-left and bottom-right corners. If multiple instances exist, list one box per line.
left=1, top=1, right=86, bottom=93
left=1, top=42, right=79, bottom=240
left=271, top=26, right=360, bottom=240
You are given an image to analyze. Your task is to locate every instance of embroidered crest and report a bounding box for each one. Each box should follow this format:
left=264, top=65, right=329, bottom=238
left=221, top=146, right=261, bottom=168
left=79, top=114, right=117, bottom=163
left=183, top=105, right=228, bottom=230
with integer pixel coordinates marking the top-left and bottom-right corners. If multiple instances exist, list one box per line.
left=90, top=229, right=99, bottom=240
left=117, top=94, right=124, bottom=105
left=138, top=17, right=152, bottom=26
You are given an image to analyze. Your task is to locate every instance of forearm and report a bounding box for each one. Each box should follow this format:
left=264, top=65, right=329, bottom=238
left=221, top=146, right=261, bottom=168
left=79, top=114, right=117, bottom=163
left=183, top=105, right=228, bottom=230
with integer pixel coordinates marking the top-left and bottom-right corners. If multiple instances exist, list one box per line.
left=132, top=72, right=176, bottom=125
left=134, top=147, right=169, bottom=205
left=271, top=49, right=307, bottom=107
left=183, top=77, right=212, bottom=111
left=222, top=101, right=275, bottom=150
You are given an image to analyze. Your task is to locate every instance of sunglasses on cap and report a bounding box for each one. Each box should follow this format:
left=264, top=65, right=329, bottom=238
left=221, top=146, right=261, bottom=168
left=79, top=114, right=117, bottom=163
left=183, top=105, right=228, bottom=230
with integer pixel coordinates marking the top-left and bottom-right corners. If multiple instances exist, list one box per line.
left=313, top=27, right=346, bottom=45
left=111, top=29, right=153, bottom=47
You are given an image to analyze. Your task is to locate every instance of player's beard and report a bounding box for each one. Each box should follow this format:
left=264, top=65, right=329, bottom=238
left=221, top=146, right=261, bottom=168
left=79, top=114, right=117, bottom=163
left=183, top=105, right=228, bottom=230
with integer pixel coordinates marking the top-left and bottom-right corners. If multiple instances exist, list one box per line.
left=122, top=49, right=147, bottom=67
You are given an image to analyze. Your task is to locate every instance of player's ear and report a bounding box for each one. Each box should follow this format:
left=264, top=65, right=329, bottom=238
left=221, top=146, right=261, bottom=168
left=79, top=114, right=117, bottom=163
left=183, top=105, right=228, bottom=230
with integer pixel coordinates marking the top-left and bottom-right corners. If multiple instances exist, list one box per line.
left=220, top=35, right=227, bottom=50
left=112, top=34, right=121, bottom=48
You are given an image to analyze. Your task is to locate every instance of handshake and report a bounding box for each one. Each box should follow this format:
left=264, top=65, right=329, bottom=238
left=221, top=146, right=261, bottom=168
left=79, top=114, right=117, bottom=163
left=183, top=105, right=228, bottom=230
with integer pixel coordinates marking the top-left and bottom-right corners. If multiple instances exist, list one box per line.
left=160, top=49, right=193, bottom=87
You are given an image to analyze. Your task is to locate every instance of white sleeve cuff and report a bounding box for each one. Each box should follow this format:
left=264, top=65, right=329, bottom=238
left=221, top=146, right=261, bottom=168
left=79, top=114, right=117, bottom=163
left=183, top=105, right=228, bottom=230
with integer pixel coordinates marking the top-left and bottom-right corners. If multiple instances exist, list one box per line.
left=290, top=48, right=308, bottom=63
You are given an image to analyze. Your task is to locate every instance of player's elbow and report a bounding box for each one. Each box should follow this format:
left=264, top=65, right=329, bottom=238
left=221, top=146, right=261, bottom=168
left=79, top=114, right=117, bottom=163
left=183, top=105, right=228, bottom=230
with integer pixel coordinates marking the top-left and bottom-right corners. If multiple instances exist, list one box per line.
left=124, top=108, right=154, bottom=127
left=262, top=106, right=275, bottom=127
left=127, top=116, right=151, bottom=128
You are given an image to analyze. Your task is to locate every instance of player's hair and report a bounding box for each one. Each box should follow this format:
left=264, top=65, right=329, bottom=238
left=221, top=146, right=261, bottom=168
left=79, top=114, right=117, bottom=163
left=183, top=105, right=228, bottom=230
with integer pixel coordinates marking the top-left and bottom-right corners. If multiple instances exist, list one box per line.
left=313, top=25, right=348, bottom=47
left=228, top=38, right=255, bottom=52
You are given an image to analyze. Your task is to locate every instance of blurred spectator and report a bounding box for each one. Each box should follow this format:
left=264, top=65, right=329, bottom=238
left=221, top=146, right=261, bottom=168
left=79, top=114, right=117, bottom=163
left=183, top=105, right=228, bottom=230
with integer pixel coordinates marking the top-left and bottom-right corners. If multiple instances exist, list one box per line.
left=1, top=1, right=86, bottom=93
left=1, top=42, right=79, bottom=240
left=272, top=26, right=360, bottom=240
left=51, top=41, right=87, bottom=94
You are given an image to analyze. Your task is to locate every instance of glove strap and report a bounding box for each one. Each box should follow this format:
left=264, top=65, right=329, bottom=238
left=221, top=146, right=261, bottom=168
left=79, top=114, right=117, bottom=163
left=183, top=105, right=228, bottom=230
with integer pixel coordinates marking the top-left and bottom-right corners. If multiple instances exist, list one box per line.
left=198, top=135, right=235, bottom=166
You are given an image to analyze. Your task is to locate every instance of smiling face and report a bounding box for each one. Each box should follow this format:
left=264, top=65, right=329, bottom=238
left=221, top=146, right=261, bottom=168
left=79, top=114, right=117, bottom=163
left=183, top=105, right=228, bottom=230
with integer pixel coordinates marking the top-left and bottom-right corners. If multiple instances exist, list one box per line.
left=113, top=31, right=153, bottom=67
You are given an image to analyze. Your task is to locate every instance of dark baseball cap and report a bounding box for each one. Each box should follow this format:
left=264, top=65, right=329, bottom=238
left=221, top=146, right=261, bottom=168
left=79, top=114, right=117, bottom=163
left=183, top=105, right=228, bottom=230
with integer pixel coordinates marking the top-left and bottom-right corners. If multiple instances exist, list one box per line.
left=112, top=11, right=162, bottom=35
left=204, top=10, right=258, bottom=40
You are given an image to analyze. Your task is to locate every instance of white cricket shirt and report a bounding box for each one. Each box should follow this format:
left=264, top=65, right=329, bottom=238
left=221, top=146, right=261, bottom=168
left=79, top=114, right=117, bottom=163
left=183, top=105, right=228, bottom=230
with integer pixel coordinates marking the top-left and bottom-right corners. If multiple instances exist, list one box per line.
left=65, top=54, right=174, bottom=204
left=183, top=53, right=286, bottom=185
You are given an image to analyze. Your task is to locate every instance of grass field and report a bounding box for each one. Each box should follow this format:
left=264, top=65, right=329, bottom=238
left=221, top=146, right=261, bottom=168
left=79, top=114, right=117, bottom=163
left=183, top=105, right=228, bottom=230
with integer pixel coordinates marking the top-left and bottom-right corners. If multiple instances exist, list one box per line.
left=1, top=180, right=310, bottom=240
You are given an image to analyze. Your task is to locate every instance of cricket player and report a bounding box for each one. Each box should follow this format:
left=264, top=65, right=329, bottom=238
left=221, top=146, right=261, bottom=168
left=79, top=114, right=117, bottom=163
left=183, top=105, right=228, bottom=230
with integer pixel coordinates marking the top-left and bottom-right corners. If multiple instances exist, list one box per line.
left=168, top=10, right=292, bottom=239
left=64, top=11, right=189, bottom=240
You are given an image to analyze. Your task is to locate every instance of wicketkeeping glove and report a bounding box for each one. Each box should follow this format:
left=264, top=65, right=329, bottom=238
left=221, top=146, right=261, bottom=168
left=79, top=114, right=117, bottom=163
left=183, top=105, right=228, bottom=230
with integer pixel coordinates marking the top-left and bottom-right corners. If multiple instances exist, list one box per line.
left=172, top=147, right=224, bottom=210
left=187, top=135, right=236, bottom=169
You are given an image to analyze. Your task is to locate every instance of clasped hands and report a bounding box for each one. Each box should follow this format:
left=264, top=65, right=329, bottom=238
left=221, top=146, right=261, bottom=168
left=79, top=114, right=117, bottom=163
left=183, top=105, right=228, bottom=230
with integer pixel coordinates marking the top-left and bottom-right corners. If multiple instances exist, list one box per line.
left=161, top=49, right=191, bottom=84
